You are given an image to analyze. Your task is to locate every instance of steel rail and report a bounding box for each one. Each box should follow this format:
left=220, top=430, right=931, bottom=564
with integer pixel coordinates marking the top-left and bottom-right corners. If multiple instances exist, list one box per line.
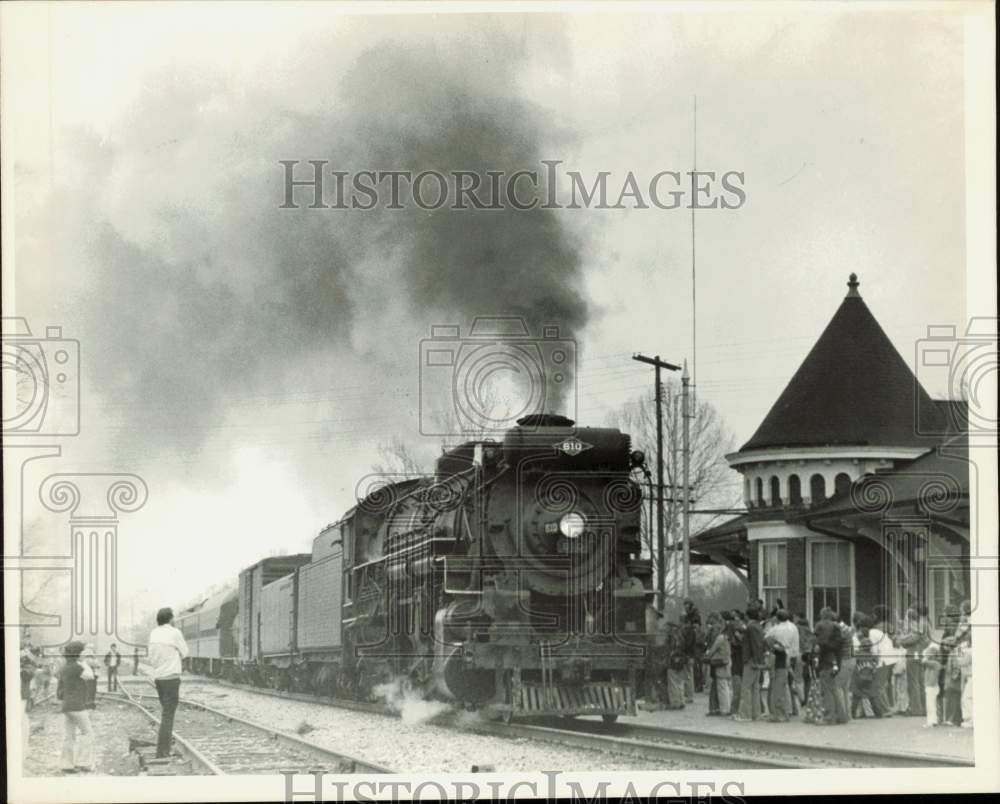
left=468, top=718, right=807, bottom=769
left=535, top=717, right=976, bottom=769
left=122, top=677, right=395, bottom=774
left=116, top=680, right=225, bottom=774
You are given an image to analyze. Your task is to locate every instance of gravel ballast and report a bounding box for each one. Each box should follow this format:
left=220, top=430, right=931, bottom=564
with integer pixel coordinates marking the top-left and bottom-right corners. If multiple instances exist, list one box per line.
left=180, top=679, right=671, bottom=773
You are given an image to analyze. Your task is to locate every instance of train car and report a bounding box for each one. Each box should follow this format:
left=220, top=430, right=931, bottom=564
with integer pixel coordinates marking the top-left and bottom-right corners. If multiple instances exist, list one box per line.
left=175, top=587, right=240, bottom=676
left=236, top=554, right=310, bottom=683
left=292, top=526, right=345, bottom=693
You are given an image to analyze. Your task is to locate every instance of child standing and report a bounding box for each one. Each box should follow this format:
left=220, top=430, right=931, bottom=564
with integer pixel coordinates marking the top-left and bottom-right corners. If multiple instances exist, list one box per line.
left=921, top=643, right=942, bottom=728
left=57, top=641, right=95, bottom=773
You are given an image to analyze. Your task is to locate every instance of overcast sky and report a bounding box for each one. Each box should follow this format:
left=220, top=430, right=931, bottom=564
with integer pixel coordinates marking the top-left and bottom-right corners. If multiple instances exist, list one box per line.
left=1, top=3, right=974, bottom=633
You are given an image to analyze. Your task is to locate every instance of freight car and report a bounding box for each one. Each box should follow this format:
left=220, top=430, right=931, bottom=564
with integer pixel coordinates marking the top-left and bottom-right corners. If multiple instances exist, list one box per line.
left=182, top=414, right=653, bottom=722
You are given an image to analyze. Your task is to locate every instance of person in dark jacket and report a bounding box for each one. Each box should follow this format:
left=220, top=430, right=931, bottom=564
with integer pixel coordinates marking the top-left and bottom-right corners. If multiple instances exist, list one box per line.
left=726, top=610, right=745, bottom=715
left=104, top=644, right=122, bottom=692
left=57, top=641, right=95, bottom=773
left=681, top=599, right=702, bottom=701
left=813, top=607, right=846, bottom=724
left=664, top=623, right=687, bottom=710
left=734, top=603, right=766, bottom=721
left=20, top=650, right=38, bottom=748
left=795, top=613, right=815, bottom=706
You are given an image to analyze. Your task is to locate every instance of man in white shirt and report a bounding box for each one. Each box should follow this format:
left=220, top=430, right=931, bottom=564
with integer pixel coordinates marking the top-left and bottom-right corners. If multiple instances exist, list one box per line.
left=869, top=606, right=896, bottom=716
left=147, top=607, right=188, bottom=758
left=764, top=610, right=800, bottom=721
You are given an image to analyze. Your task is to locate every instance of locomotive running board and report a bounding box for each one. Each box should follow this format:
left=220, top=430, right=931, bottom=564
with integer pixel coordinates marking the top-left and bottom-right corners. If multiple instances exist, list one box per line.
left=510, top=682, right=636, bottom=718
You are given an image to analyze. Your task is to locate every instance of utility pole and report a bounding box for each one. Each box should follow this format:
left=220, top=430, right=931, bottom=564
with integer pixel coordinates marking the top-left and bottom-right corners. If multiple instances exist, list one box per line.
left=632, top=353, right=681, bottom=610
left=670, top=395, right=680, bottom=594
left=681, top=360, right=692, bottom=597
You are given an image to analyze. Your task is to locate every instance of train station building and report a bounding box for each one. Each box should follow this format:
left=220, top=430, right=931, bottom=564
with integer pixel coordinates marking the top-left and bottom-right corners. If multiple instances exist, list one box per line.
left=691, top=274, right=971, bottom=636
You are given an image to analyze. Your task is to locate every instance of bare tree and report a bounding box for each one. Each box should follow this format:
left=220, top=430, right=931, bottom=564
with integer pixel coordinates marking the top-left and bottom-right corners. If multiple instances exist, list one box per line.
left=371, top=383, right=510, bottom=476
left=605, top=381, right=742, bottom=597
left=371, top=437, right=434, bottom=476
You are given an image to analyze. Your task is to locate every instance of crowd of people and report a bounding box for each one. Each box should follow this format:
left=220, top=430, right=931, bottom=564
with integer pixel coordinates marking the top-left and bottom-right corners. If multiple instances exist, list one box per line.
left=18, top=609, right=187, bottom=775
left=647, top=598, right=974, bottom=730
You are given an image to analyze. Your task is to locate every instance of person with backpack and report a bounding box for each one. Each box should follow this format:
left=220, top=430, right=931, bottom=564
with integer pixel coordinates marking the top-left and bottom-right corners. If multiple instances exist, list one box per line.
left=850, top=629, right=887, bottom=718
left=764, top=609, right=799, bottom=722
left=812, top=607, right=845, bottom=724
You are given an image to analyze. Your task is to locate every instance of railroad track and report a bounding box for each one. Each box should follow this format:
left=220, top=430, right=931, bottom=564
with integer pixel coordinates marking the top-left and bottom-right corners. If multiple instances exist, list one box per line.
left=116, top=678, right=394, bottom=775
left=533, top=717, right=976, bottom=770
left=180, top=675, right=973, bottom=771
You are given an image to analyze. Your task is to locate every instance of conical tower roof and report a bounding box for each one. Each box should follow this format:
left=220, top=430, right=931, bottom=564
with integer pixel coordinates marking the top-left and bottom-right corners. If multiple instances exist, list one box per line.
left=739, top=274, right=945, bottom=452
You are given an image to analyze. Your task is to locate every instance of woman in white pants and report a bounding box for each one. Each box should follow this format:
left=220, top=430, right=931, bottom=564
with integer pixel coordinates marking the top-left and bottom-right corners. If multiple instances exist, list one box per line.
left=959, top=644, right=973, bottom=728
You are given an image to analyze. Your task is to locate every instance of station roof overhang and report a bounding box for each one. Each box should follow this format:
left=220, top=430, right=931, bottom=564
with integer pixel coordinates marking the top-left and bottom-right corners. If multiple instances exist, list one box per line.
left=688, top=514, right=752, bottom=571
left=788, top=439, right=970, bottom=545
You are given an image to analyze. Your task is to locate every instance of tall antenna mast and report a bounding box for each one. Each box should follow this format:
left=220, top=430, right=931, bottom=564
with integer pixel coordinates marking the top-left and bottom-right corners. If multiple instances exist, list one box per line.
left=691, top=94, right=697, bottom=400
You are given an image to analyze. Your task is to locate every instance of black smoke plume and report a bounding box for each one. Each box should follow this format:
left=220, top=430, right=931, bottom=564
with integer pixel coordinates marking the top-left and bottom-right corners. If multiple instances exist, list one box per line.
left=20, top=26, right=588, bottom=467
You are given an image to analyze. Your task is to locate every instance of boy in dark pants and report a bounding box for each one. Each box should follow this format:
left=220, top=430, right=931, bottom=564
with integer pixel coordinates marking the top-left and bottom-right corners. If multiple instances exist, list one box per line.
left=104, top=644, right=122, bottom=691
left=148, top=607, right=188, bottom=758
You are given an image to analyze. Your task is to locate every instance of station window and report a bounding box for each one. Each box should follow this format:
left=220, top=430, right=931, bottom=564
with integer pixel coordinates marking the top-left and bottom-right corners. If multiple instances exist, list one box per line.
left=788, top=474, right=802, bottom=506
left=755, top=478, right=764, bottom=507
left=770, top=476, right=781, bottom=507
left=835, top=473, right=852, bottom=497
left=808, top=540, right=854, bottom=623
left=929, top=564, right=966, bottom=630
left=759, top=541, right=787, bottom=612
left=810, top=474, right=826, bottom=503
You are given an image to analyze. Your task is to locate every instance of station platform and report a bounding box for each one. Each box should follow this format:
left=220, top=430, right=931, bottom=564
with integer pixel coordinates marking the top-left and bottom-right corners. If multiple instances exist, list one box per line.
left=593, top=691, right=975, bottom=763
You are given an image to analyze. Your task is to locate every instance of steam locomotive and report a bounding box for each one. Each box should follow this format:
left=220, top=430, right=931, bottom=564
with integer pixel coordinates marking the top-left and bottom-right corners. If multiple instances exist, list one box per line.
left=176, top=414, right=652, bottom=721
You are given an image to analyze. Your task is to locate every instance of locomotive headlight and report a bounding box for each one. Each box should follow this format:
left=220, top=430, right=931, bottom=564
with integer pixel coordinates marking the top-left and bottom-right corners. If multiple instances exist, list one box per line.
left=559, top=512, right=586, bottom=539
